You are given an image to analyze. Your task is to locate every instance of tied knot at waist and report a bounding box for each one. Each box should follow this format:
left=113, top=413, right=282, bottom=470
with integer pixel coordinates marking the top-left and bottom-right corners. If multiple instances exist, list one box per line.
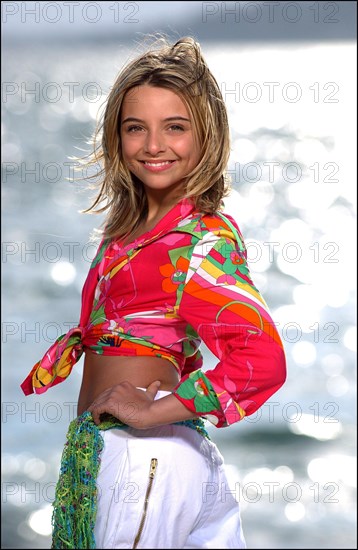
left=20, top=326, right=84, bottom=396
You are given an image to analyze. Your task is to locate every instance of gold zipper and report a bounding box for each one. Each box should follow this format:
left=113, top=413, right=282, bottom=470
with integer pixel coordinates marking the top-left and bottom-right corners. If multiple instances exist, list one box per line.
left=132, top=458, right=158, bottom=549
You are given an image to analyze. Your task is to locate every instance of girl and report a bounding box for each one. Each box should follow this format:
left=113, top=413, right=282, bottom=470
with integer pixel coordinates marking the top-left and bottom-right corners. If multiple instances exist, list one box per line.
left=21, top=36, right=286, bottom=549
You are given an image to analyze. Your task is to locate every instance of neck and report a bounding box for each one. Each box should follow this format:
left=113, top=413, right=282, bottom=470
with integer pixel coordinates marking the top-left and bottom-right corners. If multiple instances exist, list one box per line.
left=145, top=193, right=184, bottom=224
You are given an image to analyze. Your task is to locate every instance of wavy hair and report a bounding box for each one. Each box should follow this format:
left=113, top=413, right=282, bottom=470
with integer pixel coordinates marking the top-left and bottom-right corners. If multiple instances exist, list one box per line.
left=80, top=35, right=231, bottom=240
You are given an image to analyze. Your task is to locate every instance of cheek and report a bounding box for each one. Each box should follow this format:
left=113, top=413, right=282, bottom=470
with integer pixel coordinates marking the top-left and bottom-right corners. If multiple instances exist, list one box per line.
left=121, top=137, right=138, bottom=161
left=174, top=135, right=196, bottom=157
left=120, top=142, right=137, bottom=173
left=184, top=138, right=201, bottom=167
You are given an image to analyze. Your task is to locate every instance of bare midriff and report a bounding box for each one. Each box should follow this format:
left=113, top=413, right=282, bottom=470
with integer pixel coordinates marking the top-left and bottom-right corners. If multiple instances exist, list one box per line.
left=77, top=352, right=180, bottom=415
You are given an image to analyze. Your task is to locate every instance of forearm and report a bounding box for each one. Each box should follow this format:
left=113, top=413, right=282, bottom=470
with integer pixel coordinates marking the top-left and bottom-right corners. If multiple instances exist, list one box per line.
left=145, top=393, right=200, bottom=428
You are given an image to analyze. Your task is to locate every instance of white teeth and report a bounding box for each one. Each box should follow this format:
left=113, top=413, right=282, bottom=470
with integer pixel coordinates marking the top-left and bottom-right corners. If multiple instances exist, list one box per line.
left=144, top=161, right=172, bottom=166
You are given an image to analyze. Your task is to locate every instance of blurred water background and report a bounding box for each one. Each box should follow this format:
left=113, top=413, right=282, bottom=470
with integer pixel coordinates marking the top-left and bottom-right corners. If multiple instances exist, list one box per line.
left=2, top=1, right=357, bottom=548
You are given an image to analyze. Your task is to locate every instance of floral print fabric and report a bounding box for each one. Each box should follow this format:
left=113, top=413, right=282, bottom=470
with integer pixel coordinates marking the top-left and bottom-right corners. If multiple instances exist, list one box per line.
left=21, top=198, right=286, bottom=428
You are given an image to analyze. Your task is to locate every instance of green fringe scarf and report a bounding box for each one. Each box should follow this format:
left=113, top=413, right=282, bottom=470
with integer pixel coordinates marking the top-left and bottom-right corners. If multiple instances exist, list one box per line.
left=51, top=411, right=120, bottom=549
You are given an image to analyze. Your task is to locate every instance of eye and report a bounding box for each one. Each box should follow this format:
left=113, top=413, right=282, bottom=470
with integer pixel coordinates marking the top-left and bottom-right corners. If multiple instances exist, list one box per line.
left=169, top=124, right=184, bottom=132
left=126, top=125, right=143, bottom=133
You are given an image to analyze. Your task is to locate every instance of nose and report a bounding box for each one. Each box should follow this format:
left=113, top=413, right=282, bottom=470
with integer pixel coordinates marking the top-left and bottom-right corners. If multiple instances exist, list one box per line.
left=144, top=130, right=165, bottom=156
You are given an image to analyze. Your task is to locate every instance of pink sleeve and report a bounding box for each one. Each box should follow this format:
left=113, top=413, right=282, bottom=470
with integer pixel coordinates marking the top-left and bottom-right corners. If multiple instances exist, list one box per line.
left=172, top=226, right=286, bottom=428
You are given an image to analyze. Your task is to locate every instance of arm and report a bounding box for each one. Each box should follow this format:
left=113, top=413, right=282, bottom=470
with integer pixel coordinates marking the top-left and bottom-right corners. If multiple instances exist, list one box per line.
left=171, top=223, right=287, bottom=428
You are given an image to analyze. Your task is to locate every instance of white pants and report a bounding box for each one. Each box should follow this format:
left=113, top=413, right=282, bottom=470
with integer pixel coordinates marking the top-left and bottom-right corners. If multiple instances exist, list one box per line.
left=94, top=390, right=246, bottom=549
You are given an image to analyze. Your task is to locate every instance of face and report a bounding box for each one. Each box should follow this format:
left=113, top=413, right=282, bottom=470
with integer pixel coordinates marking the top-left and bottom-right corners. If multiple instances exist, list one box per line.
left=120, top=85, right=201, bottom=203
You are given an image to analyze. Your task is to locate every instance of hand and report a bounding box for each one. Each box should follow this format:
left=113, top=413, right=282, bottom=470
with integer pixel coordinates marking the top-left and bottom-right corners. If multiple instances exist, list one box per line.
left=87, top=380, right=161, bottom=428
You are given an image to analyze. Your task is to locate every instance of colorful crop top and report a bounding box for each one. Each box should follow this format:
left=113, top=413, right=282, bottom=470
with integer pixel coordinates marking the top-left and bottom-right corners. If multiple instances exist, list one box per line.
left=20, top=198, right=286, bottom=428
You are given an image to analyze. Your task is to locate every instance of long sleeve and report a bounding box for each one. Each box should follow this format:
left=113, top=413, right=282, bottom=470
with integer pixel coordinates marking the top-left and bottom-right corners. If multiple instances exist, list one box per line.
left=172, top=215, right=286, bottom=428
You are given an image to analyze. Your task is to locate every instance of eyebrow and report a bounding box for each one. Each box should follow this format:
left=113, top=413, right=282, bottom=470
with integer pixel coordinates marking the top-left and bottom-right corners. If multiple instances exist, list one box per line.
left=121, top=116, right=191, bottom=125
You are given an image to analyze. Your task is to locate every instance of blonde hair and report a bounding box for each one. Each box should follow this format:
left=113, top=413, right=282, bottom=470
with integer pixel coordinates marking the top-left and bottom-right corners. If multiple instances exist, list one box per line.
left=81, top=35, right=231, bottom=240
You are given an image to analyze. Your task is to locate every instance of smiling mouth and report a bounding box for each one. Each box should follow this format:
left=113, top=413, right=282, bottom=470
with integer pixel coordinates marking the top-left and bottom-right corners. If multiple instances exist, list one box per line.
left=141, top=160, right=175, bottom=166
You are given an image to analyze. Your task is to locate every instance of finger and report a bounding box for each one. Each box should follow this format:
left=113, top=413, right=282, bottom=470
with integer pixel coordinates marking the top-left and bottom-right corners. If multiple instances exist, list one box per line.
left=87, top=402, right=108, bottom=425
left=87, top=405, right=100, bottom=425
left=145, top=380, right=161, bottom=399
